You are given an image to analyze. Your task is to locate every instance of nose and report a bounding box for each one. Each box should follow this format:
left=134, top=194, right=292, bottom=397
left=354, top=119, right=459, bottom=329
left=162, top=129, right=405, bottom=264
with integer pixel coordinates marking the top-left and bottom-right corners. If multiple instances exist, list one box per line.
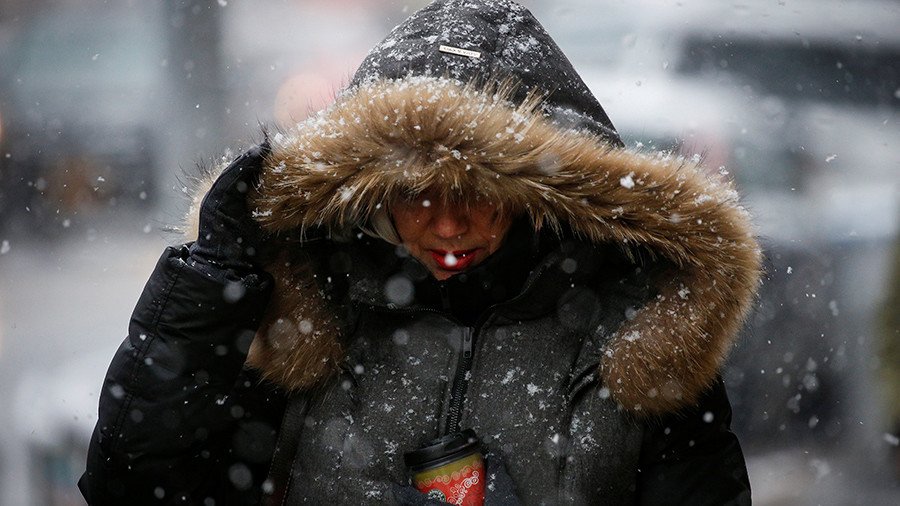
left=430, top=202, right=469, bottom=239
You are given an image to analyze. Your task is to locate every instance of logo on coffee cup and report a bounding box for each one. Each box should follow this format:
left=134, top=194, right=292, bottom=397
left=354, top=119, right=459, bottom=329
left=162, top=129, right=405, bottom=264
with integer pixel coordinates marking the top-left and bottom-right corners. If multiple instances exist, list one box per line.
left=426, top=489, right=447, bottom=501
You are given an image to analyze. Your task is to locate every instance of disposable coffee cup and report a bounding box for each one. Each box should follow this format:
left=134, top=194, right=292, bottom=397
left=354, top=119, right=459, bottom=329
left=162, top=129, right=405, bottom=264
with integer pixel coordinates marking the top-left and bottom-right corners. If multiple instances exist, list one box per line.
left=404, top=429, right=485, bottom=506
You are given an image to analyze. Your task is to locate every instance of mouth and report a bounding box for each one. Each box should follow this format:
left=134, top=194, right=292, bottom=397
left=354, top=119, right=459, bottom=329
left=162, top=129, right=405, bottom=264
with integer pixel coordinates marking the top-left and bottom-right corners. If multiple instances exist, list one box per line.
left=429, top=248, right=481, bottom=271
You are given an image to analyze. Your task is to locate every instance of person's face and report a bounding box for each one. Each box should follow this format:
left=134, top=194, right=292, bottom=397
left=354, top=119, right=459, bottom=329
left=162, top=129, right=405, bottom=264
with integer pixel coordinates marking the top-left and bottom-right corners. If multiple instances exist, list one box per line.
left=391, top=191, right=514, bottom=280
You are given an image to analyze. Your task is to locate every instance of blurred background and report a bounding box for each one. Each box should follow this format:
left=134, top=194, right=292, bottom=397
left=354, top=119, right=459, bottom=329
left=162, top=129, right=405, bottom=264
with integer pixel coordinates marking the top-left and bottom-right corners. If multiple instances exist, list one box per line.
left=0, top=0, right=897, bottom=504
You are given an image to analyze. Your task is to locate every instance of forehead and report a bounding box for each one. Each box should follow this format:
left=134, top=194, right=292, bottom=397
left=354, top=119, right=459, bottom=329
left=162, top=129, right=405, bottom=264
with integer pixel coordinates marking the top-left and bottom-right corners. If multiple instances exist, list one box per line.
left=398, top=187, right=498, bottom=206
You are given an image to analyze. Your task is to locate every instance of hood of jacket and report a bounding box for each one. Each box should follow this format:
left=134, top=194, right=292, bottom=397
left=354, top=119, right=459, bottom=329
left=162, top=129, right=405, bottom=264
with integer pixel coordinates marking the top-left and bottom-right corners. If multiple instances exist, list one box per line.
left=185, top=0, right=762, bottom=416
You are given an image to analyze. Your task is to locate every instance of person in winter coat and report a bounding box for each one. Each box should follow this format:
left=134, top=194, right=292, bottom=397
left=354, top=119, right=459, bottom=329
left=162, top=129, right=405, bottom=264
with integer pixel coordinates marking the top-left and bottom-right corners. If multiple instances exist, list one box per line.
left=80, top=1, right=762, bottom=504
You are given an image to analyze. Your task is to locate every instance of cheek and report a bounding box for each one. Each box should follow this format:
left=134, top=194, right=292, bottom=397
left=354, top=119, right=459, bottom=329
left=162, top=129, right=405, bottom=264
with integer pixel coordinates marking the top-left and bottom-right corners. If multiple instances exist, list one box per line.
left=475, top=212, right=512, bottom=245
left=391, top=206, right=428, bottom=244
left=488, top=225, right=508, bottom=246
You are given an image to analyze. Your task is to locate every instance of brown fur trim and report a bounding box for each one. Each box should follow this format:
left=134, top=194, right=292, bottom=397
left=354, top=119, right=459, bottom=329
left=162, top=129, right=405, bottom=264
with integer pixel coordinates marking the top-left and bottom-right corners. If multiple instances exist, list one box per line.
left=186, top=77, right=761, bottom=415
left=244, top=249, right=345, bottom=389
left=180, top=167, right=219, bottom=242
left=179, top=161, right=346, bottom=390
left=177, top=152, right=259, bottom=242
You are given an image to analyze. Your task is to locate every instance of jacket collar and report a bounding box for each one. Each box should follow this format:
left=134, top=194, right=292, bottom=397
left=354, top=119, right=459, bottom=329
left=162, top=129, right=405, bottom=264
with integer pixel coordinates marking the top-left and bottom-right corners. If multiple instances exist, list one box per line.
left=344, top=218, right=544, bottom=323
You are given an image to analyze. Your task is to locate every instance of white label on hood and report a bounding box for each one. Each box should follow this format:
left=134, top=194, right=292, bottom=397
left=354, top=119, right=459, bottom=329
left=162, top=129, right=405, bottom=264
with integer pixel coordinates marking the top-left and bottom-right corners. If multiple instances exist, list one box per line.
left=439, top=45, right=482, bottom=59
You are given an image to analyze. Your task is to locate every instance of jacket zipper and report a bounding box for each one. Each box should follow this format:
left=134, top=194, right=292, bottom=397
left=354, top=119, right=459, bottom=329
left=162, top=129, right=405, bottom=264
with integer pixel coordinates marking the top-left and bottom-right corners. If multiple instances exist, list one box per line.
left=442, top=257, right=555, bottom=435
left=363, top=303, right=471, bottom=435
left=363, top=257, right=555, bottom=436
left=445, top=326, right=474, bottom=435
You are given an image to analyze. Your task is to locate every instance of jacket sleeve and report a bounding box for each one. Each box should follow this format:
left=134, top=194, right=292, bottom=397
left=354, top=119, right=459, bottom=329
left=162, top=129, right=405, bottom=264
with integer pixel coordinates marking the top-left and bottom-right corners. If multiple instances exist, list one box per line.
left=636, top=376, right=752, bottom=506
left=78, top=245, right=280, bottom=505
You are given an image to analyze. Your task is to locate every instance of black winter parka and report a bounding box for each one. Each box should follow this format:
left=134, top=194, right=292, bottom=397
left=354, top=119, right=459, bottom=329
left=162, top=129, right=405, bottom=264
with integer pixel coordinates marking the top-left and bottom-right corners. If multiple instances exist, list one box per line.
left=81, top=0, right=760, bottom=504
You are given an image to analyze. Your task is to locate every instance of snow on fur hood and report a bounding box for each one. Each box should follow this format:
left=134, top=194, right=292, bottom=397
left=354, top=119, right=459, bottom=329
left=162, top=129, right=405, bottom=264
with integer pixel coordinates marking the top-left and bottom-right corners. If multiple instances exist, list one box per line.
left=185, top=0, right=762, bottom=416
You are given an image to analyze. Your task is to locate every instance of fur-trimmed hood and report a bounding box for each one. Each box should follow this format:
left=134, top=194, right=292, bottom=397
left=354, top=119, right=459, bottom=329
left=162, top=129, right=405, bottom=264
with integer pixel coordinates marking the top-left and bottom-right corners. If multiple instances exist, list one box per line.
left=186, top=0, right=761, bottom=417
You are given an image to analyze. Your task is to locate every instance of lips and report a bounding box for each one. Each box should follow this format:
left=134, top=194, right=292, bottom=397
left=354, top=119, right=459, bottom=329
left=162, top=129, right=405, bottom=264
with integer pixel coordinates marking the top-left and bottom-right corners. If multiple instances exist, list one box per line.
left=430, top=249, right=480, bottom=271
